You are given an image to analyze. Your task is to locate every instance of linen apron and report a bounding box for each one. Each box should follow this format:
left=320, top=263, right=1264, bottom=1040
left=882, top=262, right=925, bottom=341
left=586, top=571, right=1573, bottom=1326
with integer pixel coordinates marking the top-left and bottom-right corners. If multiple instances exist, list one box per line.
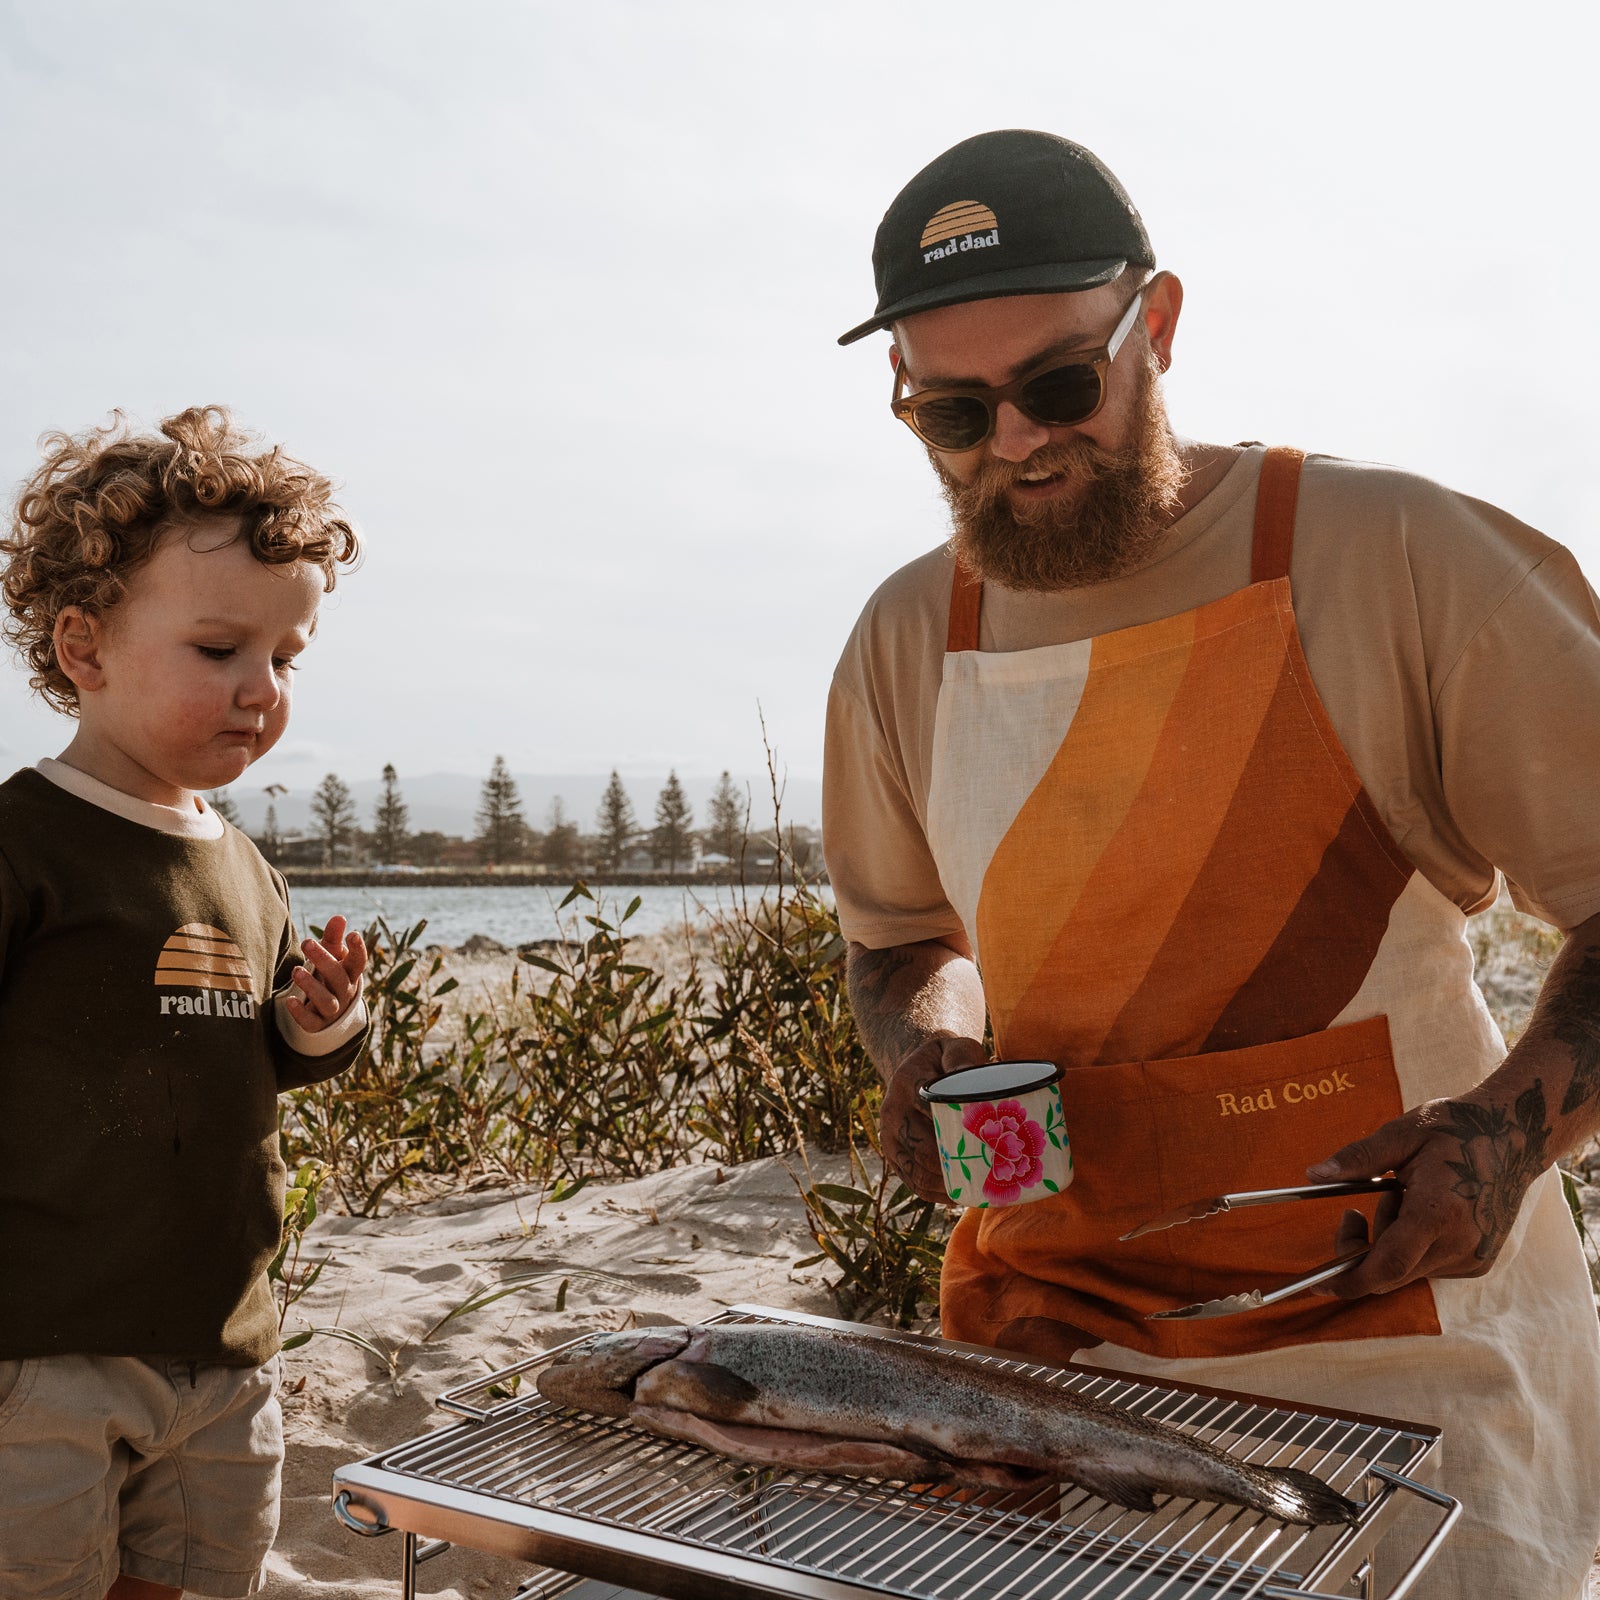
left=927, top=449, right=1600, bottom=1598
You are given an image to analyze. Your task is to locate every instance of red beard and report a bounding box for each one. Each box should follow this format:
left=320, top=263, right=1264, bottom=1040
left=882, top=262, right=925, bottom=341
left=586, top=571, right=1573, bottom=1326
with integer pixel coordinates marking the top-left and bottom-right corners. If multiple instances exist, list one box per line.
left=933, top=355, right=1186, bottom=592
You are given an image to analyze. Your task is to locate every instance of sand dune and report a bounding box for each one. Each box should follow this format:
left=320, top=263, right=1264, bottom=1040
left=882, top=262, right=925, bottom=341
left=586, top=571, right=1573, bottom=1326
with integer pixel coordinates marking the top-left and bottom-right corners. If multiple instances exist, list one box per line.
left=265, top=1153, right=847, bottom=1597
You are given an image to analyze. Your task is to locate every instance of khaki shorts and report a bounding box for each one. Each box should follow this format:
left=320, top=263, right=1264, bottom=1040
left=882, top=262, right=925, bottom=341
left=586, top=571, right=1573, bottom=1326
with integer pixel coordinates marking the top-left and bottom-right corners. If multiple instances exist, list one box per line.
left=0, top=1352, right=283, bottom=1600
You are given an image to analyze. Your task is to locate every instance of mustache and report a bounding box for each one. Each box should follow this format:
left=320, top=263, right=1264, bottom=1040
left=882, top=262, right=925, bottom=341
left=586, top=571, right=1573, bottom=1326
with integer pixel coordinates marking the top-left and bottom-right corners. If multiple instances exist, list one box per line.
left=935, top=433, right=1140, bottom=519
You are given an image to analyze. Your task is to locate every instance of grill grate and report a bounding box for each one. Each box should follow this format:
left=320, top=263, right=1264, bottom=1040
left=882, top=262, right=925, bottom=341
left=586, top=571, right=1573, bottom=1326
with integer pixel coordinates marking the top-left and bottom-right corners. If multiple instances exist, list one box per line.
left=333, top=1306, right=1454, bottom=1599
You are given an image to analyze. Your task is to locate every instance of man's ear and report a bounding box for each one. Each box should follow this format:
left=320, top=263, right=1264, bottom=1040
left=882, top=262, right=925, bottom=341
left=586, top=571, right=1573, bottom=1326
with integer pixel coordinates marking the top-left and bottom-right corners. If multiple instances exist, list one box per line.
left=53, top=606, right=108, bottom=694
left=1143, top=272, right=1184, bottom=373
left=888, top=343, right=902, bottom=374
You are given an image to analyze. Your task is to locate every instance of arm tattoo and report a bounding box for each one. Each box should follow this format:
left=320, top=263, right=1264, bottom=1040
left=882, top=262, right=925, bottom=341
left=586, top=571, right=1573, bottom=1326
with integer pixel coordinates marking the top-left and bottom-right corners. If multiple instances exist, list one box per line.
left=846, top=945, right=927, bottom=1081
left=1550, top=949, right=1600, bottom=1117
left=1438, top=1081, right=1552, bottom=1260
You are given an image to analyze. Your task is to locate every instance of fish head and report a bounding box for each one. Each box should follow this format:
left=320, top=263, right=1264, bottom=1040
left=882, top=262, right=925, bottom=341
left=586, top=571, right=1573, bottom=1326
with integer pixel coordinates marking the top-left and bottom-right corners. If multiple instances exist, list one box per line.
left=537, top=1326, right=694, bottom=1418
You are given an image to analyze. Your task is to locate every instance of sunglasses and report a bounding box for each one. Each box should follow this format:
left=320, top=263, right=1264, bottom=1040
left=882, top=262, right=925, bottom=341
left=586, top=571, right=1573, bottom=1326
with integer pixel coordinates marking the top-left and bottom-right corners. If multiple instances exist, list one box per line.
left=890, top=280, right=1153, bottom=453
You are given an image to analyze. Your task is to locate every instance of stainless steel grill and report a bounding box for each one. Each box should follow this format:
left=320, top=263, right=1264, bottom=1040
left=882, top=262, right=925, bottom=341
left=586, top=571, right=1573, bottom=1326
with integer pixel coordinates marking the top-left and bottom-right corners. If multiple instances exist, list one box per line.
left=331, top=1305, right=1458, bottom=1600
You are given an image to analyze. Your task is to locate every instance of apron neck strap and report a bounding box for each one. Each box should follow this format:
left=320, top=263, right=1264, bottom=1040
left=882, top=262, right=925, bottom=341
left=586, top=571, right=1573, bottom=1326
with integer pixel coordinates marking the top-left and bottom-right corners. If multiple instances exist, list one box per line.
left=947, top=557, right=983, bottom=653
left=1251, top=447, right=1307, bottom=583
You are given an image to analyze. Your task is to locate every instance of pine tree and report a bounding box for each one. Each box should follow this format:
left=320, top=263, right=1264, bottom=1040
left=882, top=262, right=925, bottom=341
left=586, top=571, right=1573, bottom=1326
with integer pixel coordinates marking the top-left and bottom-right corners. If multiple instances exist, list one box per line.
left=474, top=755, right=526, bottom=865
left=310, top=773, right=357, bottom=866
left=542, top=795, right=580, bottom=869
left=372, top=763, right=410, bottom=864
left=261, top=801, right=281, bottom=860
left=207, top=788, right=242, bottom=826
left=594, top=770, right=638, bottom=871
left=650, top=771, right=694, bottom=872
left=703, top=770, right=748, bottom=866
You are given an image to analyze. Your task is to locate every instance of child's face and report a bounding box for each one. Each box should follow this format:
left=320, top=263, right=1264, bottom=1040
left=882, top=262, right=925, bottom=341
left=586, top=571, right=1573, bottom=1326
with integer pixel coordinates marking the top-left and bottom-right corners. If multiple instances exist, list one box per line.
left=72, top=520, right=323, bottom=799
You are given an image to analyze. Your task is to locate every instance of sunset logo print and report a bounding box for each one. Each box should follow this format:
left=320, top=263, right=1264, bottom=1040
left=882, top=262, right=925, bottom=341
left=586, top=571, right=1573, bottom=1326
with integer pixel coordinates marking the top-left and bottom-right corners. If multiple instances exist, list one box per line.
left=920, top=201, right=999, bottom=263
left=154, top=923, right=259, bottom=1019
left=942, top=1096, right=1069, bottom=1206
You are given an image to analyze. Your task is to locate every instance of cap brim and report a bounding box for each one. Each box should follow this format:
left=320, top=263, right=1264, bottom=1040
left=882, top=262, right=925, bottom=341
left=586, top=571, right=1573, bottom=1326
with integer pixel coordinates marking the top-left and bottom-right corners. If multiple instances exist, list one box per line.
left=836, top=257, right=1131, bottom=346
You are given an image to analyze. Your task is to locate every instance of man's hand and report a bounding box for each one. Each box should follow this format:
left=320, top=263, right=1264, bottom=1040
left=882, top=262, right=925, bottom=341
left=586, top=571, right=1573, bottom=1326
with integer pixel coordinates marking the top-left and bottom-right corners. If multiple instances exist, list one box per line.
left=1307, top=1082, right=1552, bottom=1298
left=882, top=1035, right=988, bottom=1203
left=284, top=913, right=368, bottom=1034
left=844, top=935, right=989, bottom=1203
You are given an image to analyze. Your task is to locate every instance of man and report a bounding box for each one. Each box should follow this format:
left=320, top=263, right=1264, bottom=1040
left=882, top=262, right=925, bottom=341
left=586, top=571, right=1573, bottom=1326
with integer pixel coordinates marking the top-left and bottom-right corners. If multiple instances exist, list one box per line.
left=824, top=129, right=1600, bottom=1598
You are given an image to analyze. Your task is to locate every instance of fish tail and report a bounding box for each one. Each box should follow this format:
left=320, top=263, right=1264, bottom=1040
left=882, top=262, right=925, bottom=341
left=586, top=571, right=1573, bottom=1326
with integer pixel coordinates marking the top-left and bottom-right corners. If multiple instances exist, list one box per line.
left=1256, top=1465, right=1362, bottom=1527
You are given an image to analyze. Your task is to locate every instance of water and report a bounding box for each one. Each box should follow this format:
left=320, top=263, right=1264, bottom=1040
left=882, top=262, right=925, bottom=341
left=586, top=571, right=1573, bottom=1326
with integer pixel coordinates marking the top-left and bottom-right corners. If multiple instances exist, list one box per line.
left=286, top=882, right=824, bottom=948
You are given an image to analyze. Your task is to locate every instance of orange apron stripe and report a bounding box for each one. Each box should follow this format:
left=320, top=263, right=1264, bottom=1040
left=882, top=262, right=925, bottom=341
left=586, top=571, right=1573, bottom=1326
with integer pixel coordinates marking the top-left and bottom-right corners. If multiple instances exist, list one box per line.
left=1202, top=804, right=1413, bottom=1051
left=1001, top=595, right=1286, bottom=1062
left=1100, top=654, right=1371, bottom=1062
left=977, top=618, right=1196, bottom=1040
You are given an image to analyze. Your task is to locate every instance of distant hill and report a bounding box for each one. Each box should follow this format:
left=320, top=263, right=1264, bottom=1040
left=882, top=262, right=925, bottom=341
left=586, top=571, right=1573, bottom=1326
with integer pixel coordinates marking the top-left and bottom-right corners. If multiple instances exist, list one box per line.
left=223, top=770, right=822, bottom=838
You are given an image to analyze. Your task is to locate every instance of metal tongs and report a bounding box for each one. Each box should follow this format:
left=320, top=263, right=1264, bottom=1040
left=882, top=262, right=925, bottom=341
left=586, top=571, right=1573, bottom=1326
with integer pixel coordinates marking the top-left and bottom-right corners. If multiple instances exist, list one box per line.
left=1122, top=1178, right=1404, bottom=1321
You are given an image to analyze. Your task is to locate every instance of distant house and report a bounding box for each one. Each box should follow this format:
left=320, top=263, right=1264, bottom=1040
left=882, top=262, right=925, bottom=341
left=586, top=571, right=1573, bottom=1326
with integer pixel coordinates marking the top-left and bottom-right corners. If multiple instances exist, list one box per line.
left=617, top=843, right=656, bottom=874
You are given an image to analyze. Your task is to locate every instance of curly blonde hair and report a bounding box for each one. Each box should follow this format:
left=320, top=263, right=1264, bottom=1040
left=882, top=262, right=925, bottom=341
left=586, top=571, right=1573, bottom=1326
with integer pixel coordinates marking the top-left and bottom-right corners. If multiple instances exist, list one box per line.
left=2, top=405, right=361, bottom=712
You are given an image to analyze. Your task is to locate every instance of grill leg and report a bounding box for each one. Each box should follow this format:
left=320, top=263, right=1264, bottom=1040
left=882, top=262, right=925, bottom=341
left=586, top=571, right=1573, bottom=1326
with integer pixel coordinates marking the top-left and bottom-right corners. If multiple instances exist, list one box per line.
left=399, top=1531, right=452, bottom=1597
left=401, top=1533, right=419, bottom=1600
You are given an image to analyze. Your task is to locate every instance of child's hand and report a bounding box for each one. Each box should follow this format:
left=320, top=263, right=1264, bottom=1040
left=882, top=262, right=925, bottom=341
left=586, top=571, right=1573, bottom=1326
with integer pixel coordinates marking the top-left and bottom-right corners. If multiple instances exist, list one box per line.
left=285, top=914, right=368, bottom=1034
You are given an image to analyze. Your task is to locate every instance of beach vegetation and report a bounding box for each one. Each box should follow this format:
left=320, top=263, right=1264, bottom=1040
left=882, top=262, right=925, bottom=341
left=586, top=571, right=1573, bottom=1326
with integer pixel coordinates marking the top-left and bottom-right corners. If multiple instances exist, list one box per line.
left=278, top=844, right=1594, bottom=1330
left=278, top=801, right=953, bottom=1326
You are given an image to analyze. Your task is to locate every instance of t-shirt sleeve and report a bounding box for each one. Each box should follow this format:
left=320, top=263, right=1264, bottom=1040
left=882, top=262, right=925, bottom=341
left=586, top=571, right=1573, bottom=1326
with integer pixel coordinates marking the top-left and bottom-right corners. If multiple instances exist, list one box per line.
left=265, top=868, right=370, bottom=1090
left=1435, top=544, right=1600, bottom=930
left=823, top=673, right=964, bottom=949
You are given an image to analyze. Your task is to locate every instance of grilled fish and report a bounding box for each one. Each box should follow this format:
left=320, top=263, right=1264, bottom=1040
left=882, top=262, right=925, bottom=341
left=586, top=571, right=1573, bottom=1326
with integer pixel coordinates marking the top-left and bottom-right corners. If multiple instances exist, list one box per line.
left=536, top=1322, right=1360, bottom=1526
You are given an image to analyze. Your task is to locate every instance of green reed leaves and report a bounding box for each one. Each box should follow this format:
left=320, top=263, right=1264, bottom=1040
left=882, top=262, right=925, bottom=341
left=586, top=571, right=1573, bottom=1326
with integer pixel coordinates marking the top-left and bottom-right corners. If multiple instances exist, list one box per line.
left=279, top=834, right=946, bottom=1325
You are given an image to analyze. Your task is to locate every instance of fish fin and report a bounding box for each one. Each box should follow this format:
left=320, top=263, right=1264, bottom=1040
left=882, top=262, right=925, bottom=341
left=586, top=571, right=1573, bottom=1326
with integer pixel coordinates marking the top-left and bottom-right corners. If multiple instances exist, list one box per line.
left=686, top=1360, right=761, bottom=1406
left=1061, top=1462, right=1160, bottom=1515
left=634, top=1357, right=760, bottom=1418
left=1260, top=1466, right=1362, bottom=1527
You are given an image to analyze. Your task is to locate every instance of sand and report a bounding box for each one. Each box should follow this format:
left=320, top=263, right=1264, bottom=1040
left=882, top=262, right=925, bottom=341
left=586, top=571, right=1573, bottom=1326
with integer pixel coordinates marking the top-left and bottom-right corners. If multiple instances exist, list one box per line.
left=264, top=1152, right=850, bottom=1597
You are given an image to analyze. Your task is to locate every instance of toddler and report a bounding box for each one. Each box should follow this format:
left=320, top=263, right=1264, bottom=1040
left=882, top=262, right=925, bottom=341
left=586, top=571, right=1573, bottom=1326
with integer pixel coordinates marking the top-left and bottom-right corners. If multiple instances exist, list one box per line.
left=0, top=406, right=369, bottom=1600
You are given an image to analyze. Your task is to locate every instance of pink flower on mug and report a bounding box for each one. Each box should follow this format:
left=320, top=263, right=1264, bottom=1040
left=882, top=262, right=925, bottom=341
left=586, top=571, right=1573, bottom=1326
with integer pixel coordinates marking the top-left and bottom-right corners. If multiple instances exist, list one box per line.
left=961, top=1098, right=1048, bottom=1204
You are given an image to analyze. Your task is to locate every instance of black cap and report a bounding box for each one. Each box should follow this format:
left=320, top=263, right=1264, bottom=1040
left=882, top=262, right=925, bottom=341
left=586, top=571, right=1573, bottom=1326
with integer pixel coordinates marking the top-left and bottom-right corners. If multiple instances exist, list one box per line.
left=838, top=130, right=1154, bottom=346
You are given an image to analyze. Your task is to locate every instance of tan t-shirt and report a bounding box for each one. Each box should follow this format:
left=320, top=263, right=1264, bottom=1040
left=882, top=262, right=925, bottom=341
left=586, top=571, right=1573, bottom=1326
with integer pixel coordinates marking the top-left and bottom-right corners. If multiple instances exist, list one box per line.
left=824, top=445, right=1600, bottom=947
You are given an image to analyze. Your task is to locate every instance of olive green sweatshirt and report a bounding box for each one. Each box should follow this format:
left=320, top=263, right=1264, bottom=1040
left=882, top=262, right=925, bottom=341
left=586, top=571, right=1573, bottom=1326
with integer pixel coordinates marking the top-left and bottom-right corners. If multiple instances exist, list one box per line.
left=0, top=765, right=367, bottom=1365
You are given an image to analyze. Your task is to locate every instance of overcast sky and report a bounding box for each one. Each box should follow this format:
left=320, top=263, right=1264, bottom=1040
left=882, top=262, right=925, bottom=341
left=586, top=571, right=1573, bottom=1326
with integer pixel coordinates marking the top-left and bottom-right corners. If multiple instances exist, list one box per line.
left=3, top=0, right=1595, bottom=816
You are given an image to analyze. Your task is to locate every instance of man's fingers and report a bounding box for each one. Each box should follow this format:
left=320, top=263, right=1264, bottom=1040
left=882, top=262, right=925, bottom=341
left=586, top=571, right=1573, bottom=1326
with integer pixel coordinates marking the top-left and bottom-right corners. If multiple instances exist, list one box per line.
left=1328, top=1210, right=1433, bottom=1298
left=1333, top=1207, right=1370, bottom=1253
left=345, top=929, right=368, bottom=978
left=881, top=1038, right=982, bottom=1206
left=936, top=1037, right=988, bottom=1074
left=1306, top=1114, right=1421, bottom=1181
left=881, top=1053, right=950, bottom=1203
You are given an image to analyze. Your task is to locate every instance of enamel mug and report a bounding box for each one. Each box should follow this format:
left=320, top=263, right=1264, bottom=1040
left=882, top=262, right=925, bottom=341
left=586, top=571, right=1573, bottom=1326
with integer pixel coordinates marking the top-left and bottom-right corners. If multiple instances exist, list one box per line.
left=919, top=1059, right=1071, bottom=1208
